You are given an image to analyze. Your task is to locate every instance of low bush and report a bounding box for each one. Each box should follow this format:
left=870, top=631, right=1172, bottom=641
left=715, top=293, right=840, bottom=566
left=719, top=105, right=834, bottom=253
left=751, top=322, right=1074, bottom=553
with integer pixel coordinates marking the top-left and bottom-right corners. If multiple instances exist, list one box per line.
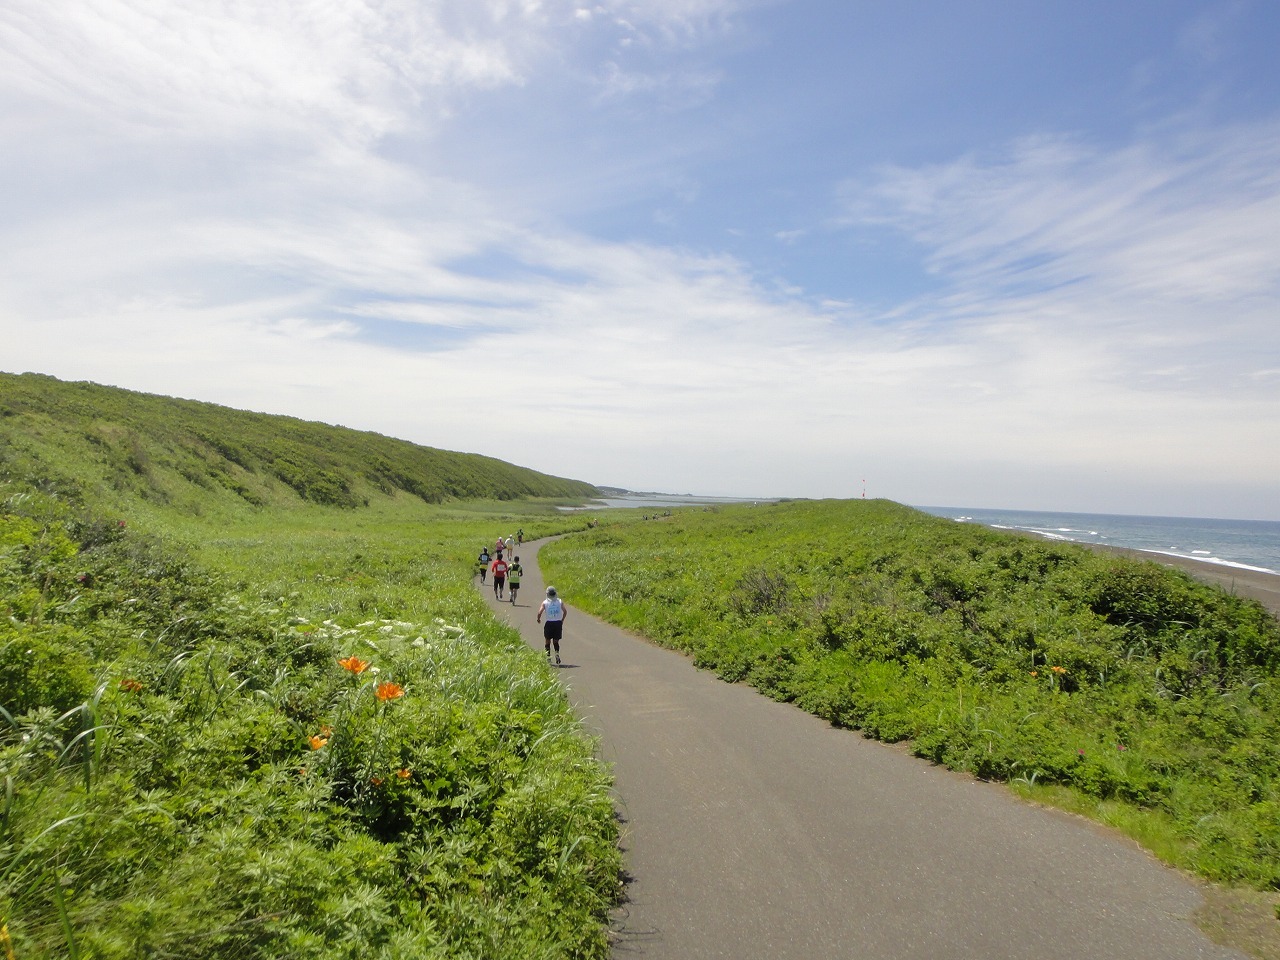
left=541, top=499, right=1280, bottom=888
left=0, top=485, right=620, bottom=958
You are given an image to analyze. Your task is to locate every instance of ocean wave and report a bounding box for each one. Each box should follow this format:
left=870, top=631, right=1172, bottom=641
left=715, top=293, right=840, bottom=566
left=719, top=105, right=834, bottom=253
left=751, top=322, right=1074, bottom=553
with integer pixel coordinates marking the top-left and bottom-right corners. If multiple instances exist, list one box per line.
left=1143, top=550, right=1278, bottom=575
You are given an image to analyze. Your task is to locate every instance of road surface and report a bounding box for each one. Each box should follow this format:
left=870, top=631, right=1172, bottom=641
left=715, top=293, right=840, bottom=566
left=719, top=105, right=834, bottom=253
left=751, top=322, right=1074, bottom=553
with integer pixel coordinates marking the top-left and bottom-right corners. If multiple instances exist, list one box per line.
left=480, top=540, right=1242, bottom=959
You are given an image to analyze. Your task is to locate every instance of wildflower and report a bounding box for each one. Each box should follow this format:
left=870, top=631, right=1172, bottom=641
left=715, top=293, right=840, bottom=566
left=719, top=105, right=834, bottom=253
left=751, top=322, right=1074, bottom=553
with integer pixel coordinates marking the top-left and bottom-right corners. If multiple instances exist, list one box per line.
left=371, top=776, right=384, bottom=786
left=309, top=735, right=329, bottom=750
left=320, top=725, right=332, bottom=736
left=1077, top=749, right=1086, bottom=757
left=375, top=682, right=405, bottom=701
left=396, top=768, right=411, bottom=779
left=338, top=655, right=370, bottom=674
left=1030, top=671, right=1038, bottom=678
left=1117, top=744, right=1127, bottom=751
left=120, top=678, right=144, bottom=693
left=1050, top=666, right=1066, bottom=675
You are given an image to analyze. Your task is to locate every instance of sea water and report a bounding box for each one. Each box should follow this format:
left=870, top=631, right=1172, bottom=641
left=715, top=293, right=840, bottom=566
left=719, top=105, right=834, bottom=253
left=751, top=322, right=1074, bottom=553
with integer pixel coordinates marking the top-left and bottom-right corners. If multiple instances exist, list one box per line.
left=916, top=506, right=1280, bottom=575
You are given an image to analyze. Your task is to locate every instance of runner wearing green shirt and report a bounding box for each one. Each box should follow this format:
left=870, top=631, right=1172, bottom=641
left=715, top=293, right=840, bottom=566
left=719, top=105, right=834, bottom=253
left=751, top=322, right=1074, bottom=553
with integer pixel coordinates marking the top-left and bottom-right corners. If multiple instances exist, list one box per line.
left=507, top=557, right=523, bottom=604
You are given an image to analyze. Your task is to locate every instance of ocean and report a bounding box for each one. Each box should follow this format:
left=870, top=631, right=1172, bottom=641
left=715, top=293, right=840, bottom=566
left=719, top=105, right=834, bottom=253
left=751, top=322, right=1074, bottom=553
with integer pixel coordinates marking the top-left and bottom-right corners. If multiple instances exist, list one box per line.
left=916, top=506, right=1280, bottom=575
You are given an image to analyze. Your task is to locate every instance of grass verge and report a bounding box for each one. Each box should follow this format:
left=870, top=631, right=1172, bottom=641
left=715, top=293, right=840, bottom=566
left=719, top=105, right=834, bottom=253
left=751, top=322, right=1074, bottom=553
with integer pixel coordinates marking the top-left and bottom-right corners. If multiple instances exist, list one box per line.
left=1, top=474, right=619, bottom=958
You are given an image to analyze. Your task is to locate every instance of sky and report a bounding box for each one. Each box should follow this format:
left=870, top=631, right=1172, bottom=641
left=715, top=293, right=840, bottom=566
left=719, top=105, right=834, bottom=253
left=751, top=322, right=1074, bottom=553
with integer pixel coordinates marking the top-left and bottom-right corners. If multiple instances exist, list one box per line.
left=2, top=0, right=1279, bottom=519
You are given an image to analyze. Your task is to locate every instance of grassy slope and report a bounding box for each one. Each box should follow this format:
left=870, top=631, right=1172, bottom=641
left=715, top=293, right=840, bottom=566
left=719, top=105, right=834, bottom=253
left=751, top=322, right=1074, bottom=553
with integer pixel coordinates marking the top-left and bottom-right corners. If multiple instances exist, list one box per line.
left=0, top=371, right=597, bottom=513
left=540, top=499, right=1280, bottom=892
left=0, top=375, right=618, bottom=958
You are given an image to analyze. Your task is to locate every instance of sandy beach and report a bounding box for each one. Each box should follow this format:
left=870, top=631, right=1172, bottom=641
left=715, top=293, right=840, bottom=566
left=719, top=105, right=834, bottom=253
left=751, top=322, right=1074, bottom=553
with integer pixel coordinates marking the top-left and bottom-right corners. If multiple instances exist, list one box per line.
left=1094, top=545, right=1280, bottom=619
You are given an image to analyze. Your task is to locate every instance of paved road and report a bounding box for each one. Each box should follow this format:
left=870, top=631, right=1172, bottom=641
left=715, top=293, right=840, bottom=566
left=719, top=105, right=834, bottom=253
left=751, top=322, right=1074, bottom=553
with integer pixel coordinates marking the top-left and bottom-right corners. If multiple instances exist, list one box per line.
left=480, top=541, right=1243, bottom=960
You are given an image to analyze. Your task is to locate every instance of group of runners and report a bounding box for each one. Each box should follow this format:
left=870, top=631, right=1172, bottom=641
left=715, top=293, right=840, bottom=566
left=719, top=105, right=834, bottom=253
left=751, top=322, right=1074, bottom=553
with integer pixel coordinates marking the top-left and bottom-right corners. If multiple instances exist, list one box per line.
left=479, top=546, right=522, bottom=603
left=475, top=532, right=568, bottom=665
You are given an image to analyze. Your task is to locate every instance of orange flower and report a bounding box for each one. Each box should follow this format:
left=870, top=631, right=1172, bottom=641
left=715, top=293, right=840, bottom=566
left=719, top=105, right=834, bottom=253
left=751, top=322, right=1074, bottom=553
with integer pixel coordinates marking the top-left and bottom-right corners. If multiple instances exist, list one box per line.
left=396, top=768, right=411, bottom=779
left=338, top=655, right=370, bottom=673
left=375, top=682, right=405, bottom=701
left=1030, top=671, right=1038, bottom=678
left=1050, top=666, right=1066, bottom=674
left=120, top=678, right=144, bottom=693
left=371, top=776, right=384, bottom=786
left=309, top=735, right=329, bottom=750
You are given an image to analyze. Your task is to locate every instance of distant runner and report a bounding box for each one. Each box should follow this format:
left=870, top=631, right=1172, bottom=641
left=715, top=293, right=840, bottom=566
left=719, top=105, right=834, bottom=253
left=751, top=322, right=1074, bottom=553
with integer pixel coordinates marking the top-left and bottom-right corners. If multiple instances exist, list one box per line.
left=507, top=556, right=523, bottom=604
left=537, top=586, right=568, bottom=665
left=490, top=554, right=509, bottom=600
left=476, top=548, right=491, bottom=583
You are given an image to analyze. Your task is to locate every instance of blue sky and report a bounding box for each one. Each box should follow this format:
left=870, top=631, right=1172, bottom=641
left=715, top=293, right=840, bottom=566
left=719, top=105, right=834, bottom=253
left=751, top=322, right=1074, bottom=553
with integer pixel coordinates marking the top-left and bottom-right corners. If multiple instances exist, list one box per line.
left=2, top=0, right=1278, bottom=518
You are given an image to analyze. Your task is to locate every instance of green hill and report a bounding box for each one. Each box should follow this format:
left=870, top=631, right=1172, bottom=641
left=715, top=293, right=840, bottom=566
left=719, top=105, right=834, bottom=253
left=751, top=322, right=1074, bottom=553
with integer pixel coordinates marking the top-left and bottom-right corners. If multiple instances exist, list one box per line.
left=0, top=371, right=597, bottom=511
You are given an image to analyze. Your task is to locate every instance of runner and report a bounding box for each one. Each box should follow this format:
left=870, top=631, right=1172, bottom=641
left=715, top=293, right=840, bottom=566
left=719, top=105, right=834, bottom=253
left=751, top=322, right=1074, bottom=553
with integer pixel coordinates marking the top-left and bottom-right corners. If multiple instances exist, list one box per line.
left=490, top=553, right=509, bottom=600
left=517, top=528, right=524, bottom=545
left=507, top=556, right=523, bottom=604
left=476, top=547, right=490, bottom=583
left=536, top=586, right=568, bottom=665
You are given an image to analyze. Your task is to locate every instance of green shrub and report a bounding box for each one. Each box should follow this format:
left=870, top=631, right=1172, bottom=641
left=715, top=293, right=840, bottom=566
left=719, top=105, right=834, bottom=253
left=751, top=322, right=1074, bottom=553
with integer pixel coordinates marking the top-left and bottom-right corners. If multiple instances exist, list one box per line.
left=541, top=498, right=1280, bottom=888
left=0, top=481, right=619, bottom=957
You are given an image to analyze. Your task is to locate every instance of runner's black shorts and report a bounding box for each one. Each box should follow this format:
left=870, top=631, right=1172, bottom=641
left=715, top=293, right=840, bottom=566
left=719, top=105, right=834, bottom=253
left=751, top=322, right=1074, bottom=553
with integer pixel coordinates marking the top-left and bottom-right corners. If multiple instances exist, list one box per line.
left=542, top=619, right=563, bottom=641
left=493, top=575, right=506, bottom=586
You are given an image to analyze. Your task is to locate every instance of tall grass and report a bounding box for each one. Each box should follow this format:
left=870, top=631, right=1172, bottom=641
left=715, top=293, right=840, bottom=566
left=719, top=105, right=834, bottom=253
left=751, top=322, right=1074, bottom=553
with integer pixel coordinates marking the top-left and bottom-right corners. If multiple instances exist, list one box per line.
left=0, top=467, right=619, bottom=957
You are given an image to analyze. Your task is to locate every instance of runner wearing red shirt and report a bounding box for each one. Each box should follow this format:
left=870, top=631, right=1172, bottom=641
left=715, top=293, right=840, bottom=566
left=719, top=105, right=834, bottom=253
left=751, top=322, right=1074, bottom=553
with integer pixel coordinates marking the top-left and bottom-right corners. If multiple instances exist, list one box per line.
left=490, top=555, right=509, bottom=600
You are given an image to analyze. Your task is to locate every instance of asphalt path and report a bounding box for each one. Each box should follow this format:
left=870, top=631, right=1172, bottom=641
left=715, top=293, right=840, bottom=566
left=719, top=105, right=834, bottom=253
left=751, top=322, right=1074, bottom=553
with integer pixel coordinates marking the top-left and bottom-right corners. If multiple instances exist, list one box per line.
left=480, top=540, right=1243, bottom=960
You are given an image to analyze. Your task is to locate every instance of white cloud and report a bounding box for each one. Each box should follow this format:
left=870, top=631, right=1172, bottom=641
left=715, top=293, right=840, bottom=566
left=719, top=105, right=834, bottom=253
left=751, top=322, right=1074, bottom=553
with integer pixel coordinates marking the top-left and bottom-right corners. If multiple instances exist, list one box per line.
left=845, top=122, right=1280, bottom=382
left=821, top=121, right=1280, bottom=511
left=2, top=1, right=1278, bottom=518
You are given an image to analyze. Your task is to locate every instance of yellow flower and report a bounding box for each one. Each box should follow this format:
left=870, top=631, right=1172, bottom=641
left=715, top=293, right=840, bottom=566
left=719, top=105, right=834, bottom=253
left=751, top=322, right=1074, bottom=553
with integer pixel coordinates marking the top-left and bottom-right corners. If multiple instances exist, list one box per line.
left=338, top=655, right=370, bottom=673
left=375, top=681, right=405, bottom=701
left=1030, top=671, right=1038, bottom=678
left=1051, top=666, right=1066, bottom=674
left=309, top=735, right=328, bottom=750
left=396, top=768, right=411, bottom=779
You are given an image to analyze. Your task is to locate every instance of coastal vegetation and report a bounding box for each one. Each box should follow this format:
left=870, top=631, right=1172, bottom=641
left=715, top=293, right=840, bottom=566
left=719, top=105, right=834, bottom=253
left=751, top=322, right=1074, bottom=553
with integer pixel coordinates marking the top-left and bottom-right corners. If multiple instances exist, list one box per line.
left=540, top=499, right=1280, bottom=891
left=0, top=374, right=616, bottom=958
left=7, top=369, right=1280, bottom=954
left=0, top=372, right=597, bottom=511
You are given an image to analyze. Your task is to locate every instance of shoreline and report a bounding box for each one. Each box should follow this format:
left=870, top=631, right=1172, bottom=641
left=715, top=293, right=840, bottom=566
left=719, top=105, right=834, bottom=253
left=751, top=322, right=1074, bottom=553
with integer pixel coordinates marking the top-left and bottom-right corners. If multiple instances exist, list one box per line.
left=1089, top=543, right=1280, bottom=618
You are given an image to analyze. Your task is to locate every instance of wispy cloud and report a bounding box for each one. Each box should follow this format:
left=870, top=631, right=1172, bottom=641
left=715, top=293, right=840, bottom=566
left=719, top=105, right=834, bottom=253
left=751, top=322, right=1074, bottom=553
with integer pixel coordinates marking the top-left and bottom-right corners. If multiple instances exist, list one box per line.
left=843, top=121, right=1280, bottom=386
left=2, top=0, right=1277, bottom=516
